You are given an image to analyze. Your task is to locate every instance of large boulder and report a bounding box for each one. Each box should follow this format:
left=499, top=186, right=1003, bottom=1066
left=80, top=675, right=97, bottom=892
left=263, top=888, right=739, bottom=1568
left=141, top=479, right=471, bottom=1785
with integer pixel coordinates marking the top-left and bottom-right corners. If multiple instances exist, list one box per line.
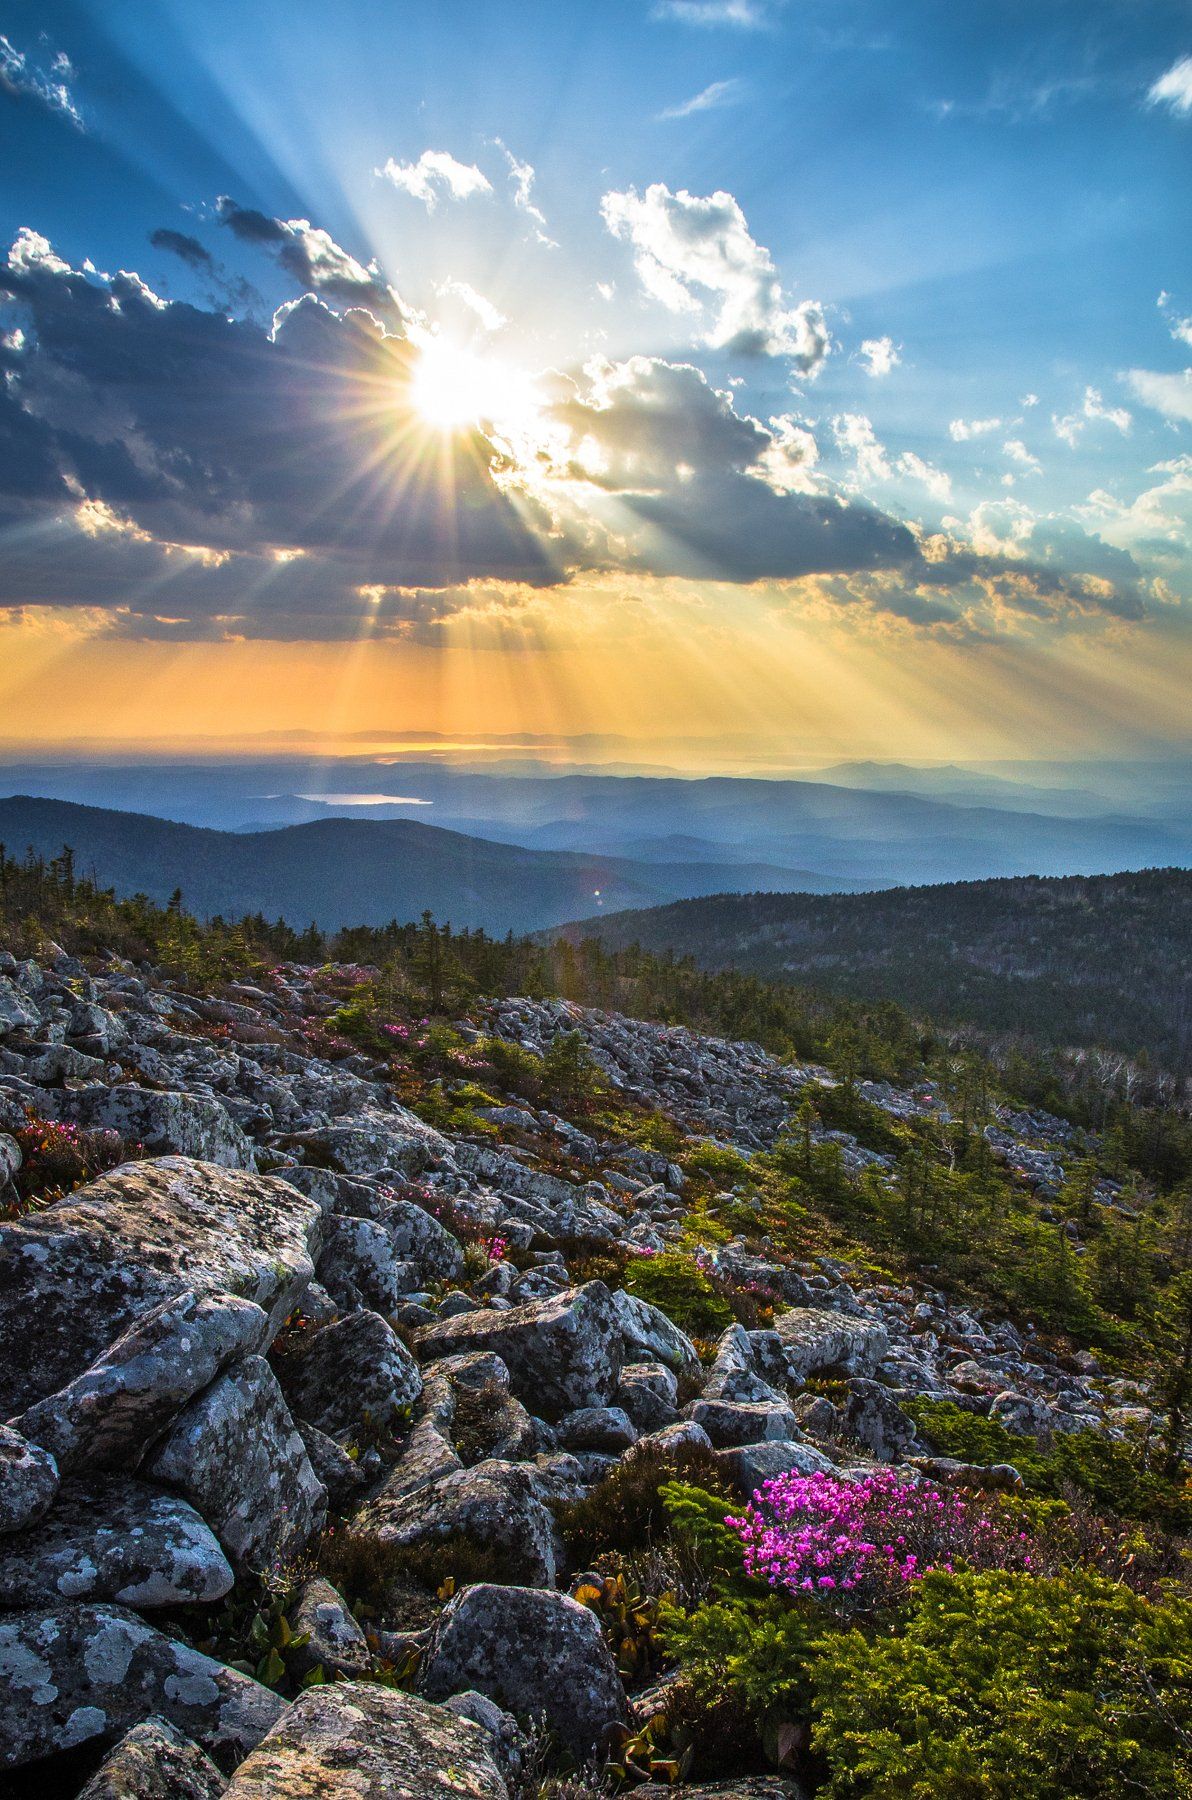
left=420, top=1583, right=627, bottom=1758
left=415, top=1282, right=623, bottom=1419
left=56, top=1087, right=255, bottom=1170
left=0, top=1476, right=232, bottom=1608
left=773, top=1308, right=889, bottom=1382
left=0, top=1159, right=322, bottom=1419
left=223, top=1682, right=508, bottom=1799
left=0, top=973, right=39, bottom=1034
left=274, top=1309, right=422, bottom=1440
left=77, top=1717, right=227, bottom=1800
left=146, top=1357, right=325, bottom=1575
left=0, top=1602, right=285, bottom=1771
left=0, top=1423, right=58, bottom=1534
left=359, top=1459, right=559, bottom=1587
left=13, top=1292, right=270, bottom=1477
left=287, top=1577, right=371, bottom=1680
left=382, top=1196, right=465, bottom=1282
left=283, top=1107, right=449, bottom=1177
left=315, top=1215, right=414, bottom=1314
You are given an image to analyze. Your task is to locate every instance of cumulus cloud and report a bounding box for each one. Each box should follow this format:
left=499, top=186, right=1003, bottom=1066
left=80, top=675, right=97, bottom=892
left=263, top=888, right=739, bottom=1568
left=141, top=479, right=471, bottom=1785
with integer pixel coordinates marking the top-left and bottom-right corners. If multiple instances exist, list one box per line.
left=833, top=414, right=950, bottom=500
left=435, top=278, right=506, bottom=333
left=1124, top=366, right=1192, bottom=424
left=858, top=336, right=900, bottom=378
left=1147, top=55, right=1192, bottom=117
left=659, top=79, right=744, bottom=119
left=0, top=33, right=82, bottom=128
left=1003, top=438, right=1042, bottom=472
left=216, top=198, right=404, bottom=319
left=375, top=150, right=492, bottom=211
left=600, top=182, right=829, bottom=372
left=949, top=416, right=1002, bottom=441
left=493, top=140, right=555, bottom=245
left=1158, top=291, right=1192, bottom=349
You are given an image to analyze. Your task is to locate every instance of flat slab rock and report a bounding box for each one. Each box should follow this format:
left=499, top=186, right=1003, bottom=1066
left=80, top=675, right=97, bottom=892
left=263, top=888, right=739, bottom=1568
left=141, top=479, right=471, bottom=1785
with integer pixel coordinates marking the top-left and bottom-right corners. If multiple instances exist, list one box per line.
left=223, top=1681, right=509, bottom=1799
left=773, top=1307, right=889, bottom=1381
left=0, top=1475, right=233, bottom=1609
left=0, top=1602, right=285, bottom=1771
left=78, top=1716, right=227, bottom=1799
left=0, top=1158, right=322, bottom=1419
left=414, top=1281, right=623, bottom=1419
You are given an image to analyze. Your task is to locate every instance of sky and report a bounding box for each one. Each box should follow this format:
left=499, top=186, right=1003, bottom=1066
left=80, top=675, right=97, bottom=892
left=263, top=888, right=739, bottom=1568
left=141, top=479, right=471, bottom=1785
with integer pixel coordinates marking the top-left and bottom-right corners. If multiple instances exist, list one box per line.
left=0, top=0, right=1189, bottom=766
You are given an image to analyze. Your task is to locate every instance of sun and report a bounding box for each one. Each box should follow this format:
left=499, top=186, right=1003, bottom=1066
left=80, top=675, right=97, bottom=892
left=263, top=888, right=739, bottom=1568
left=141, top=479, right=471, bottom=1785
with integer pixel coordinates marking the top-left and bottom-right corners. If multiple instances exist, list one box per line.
left=410, top=334, right=529, bottom=434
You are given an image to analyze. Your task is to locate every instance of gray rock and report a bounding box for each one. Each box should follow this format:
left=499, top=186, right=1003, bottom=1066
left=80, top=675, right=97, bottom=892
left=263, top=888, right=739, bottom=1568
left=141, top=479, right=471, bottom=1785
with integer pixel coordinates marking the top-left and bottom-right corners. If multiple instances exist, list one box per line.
left=293, top=1419, right=368, bottom=1514
left=0, top=1602, right=285, bottom=1771
left=442, top=1690, right=526, bottom=1784
left=222, top=1681, right=508, bottom=1799
left=990, top=1390, right=1054, bottom=1441
left=634, top=1419, right=715, bottom=1457
left=315, top=1214, right=412, bottom=1315
left=0, top=1423, right=58, bottom=1534
left=0, top=1476, right=233, bottom=1609
left=13, top=1292, right=270, bottom=1478
left=773, top=1308, right=889, bottom=1381
left=687, top=1399, right=799, bottom=1448
left=558, top=1406, right=639, bottom=1454
left=287, top=1577, right=371, bottom=1679
left=0, top=974, right=39, bottom=1035
left=382, top=1196, right=465, bottom=1281
left=366, top=1418, right=463, bottom=1509
left=421, top=1582, right=628, bottom=1758
left=844, top=1379, right=917, bottom=1461
left=716, top=1439, right=838, bottom=1493
left=415, top=1282, right=623, bottom=1420
left=57, top=1087, right=255, bottom=1170
left=284, top=1108, right=448, bottom=1177
left=146, top=1356, right=325, bottom=1575
left=611, top=1287, right=700, bottom=1371
left=0, top=1129, right=21, bottom=1185
left=360, top=1459, right=559, bottom=1587
left=275, top=1309, right=421, bottom=1440
left=77, top=1717, right=227, bottom=1799
left=0, top=1158, right=322, bottom=1419
left=616, top=1364, right=680, bottom=1433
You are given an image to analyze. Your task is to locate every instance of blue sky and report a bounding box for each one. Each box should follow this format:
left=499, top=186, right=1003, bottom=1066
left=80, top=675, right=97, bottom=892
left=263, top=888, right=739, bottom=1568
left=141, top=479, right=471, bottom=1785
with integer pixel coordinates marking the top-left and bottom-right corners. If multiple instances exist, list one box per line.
left=0, top=0, right=1189, bottom=756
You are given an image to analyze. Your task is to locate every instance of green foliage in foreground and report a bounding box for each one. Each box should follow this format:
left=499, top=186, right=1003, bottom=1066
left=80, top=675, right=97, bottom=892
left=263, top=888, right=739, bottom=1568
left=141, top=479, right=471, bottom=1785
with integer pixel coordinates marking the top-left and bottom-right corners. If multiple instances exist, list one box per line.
left=811, top=1568, right=1192, bottom=1799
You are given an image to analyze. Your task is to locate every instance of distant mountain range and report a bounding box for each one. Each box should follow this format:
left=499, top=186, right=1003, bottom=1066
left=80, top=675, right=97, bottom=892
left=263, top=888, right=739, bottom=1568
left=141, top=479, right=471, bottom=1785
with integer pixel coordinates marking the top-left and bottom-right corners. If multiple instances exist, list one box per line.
left=552, top=869, right=1192, bottom=1070
left=0, top=756, right=1188, bottom=889
left=0, top=797, right=862, bottom=936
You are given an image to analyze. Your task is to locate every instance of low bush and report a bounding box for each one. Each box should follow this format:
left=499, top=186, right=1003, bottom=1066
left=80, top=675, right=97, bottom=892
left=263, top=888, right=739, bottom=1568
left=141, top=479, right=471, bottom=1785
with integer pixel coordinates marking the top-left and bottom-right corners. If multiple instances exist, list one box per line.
left=556, top=1445, right=730, bottom=1563
left=623, top=1250, right=734, bottom=1336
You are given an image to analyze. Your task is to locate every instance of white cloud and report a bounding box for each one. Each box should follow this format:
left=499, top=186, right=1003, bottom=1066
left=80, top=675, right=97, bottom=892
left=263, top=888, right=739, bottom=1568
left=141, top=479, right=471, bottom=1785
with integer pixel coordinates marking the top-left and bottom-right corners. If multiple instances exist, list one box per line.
left=833, top=413, right=890, bottom=485
left=1053, top=386, right=1133, bottom=445
left=1124, top=367, right=1192, bottom=424
left=436, top=279, right=507, bottom=333
left=652, top=0, right=776, bottom=26
left=596, top=282, right=616, bottom=301
left=600, top=181, right=829, bottom=372
left=1146, top=55, right=1192, bottom=117
left=1021, top=392, right=1040, bottom=407
left=1003, top=438, right=1042, bottom=472
left=375, top=150, right=492, bottom=212
left=898, top=450, right=952, bottom=502
left=1158, top=290, right=1192, bottom=348
left=753, top=413, right=820, bottom=494
left=493, top=140, right=556, bottom=246
left=949, top=416, right=1002, bottom=441
left=659, top=78, right=744, bottom=119
left=858, top=336, right=900, bottom=378
left=0, top=32, right=83, bottom=128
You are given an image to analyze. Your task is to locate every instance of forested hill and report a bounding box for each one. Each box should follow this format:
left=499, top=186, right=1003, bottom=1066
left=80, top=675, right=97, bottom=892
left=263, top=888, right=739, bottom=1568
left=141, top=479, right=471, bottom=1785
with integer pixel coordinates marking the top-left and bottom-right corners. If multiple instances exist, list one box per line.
left=553, top=868, right=1192, bottom=1072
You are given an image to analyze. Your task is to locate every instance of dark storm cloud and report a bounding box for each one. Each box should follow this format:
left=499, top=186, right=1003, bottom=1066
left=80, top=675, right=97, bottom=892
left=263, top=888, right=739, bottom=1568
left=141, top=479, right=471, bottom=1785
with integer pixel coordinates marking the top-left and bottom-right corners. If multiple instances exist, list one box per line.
left=149, top=228, right=214, bottom=270
left=215, top=197, right=406, bottom=319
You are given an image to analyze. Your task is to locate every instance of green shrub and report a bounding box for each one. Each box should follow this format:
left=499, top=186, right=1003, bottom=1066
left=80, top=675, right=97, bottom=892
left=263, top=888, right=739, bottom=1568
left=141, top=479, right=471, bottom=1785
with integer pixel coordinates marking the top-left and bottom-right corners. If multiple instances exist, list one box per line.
left=556, top=1446, right=730, bottom=1563
left=623, top=1251, right=733, bottom=1337
left=810, top=1567, right=1192, bottom=1798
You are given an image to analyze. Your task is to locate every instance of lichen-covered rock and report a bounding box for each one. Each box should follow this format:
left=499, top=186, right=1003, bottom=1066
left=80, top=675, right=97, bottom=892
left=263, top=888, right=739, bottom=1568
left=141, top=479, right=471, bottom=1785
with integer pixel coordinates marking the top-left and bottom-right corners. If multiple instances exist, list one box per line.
left=316, top=1214, right=414, bottom=1314
left=287, top=1577, right=371, bottom=1679
left=57, top=1086, right=255, bottom=1170
left=78, top=1716, right=227, bottom=1799
left=146, top=1356, right=325, bottom=1575
left=382, top=1197, right=465, bottom=1281
left=773, top=1308, right=889, bottom=1382
left=0, top=1159, right=322, bottom=1419
left=274, top=1309, right=422, bottom=1439
left=13, top=1292, right=270, bottom=1477
left=360, top=1459, right=559, bottom=1586
left=611, top=1288, right=700, bottom=1372
left=616, top=1364, right=680, bottom=1433
left=558, top=1406, right=638, bottom=1454
left=687, top=1399, right=799, bottom=1448
left=844, top=1379, right=917, bottom=1461
left=715, top=1438, right=838, bottom=1493
left=415, top=1282, right=623, bottom=1419
left=0, top=1476, right=233, bottom=1608
left=293, top=1418, right=368, bottom=1514
left=0, top=1423, right=58, bottom=1534
left=0, top=1602, right=284, bottom=1771
left=223, top=1681, right=508, bottom=1798
left=284, top=1107, right=449, bottom=1177
left=420, top=1583, right=628, bottom=1758
left=0, top=973, right=39, bottom=1035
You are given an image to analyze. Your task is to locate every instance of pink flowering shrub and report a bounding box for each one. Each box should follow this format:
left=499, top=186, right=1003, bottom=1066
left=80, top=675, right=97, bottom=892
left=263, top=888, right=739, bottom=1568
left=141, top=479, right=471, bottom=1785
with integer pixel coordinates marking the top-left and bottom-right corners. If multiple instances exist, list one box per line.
left=728, top=1468, right=1030, bottom=1610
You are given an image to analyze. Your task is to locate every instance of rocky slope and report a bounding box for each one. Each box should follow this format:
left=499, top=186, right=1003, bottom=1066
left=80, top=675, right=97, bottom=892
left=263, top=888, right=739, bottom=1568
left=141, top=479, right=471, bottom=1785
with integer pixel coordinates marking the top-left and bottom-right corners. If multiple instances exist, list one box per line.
left=0, top=948, right=1151, bottom=1796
